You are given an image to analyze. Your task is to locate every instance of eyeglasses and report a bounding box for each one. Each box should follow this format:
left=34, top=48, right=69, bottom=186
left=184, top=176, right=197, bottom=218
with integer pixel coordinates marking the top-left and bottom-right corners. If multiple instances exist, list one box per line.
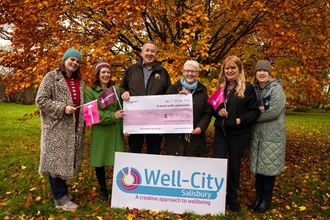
left=184, top=69, right=198, bottom=73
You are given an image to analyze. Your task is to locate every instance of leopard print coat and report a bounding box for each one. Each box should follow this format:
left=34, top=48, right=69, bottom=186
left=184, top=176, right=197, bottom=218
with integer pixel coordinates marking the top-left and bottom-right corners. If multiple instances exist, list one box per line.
left=35, top=68, right=85, bottom=180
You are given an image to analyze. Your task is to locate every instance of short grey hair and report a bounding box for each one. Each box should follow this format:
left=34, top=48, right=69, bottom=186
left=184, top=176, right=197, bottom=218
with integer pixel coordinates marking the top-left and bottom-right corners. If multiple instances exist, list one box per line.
left=142, top=41, right=158, bottom=52
left=183, top=60, right=199, bottom=71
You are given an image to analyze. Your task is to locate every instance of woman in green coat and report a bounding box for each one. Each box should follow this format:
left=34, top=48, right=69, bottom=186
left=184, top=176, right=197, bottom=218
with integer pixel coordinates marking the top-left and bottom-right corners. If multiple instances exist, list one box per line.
left=85, top=61, right=125, bottom=202
left=249, top=60, right=286, bottom=213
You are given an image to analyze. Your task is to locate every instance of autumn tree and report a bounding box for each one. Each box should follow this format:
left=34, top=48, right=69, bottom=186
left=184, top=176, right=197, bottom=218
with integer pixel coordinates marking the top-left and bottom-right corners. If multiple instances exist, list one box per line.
left=0, top=0, right=329, bottom=107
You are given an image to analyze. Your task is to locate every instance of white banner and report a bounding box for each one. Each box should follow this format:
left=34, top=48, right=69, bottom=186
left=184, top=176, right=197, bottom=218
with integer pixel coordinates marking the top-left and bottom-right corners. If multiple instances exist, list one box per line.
left=123, top=94, right=193, bottom=134
left=111, top=152, right=227, bottom=215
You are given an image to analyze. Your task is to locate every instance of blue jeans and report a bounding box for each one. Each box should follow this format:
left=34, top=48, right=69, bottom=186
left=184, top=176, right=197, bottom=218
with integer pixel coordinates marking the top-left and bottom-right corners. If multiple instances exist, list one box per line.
left=49, top=176, right=68, bottom=200
left=129, top=134, right=162, bottom=154
left=213, top=131, right=250, bottom=202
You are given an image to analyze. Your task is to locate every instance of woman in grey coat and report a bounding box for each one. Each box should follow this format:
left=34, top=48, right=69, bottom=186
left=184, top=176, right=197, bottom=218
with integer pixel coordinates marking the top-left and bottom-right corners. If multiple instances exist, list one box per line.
left=249, top=60, right=286, bottom=213
left=35, top=48, right=85, bottom=211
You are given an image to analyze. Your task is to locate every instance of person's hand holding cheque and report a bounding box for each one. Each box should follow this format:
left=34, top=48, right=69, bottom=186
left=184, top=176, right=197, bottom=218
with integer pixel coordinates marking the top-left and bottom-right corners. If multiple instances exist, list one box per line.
left=178, top=88, right=191, bottom=95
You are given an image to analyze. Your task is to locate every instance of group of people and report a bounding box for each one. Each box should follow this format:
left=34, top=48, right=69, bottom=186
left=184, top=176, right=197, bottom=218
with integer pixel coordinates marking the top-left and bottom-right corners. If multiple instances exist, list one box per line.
left=35, top=41, right=286, bottom=214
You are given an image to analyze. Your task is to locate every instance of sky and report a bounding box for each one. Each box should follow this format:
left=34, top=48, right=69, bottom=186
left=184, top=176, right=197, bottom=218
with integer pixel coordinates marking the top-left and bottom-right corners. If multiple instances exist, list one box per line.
left=0, top=39, right=11, bottom=46
left=0, top=24, right=13, bottom=47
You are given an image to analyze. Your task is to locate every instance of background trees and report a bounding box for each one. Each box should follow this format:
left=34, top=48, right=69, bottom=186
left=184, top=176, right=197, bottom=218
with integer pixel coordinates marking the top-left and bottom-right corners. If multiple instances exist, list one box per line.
left=0, top=0, right=329, bottom=107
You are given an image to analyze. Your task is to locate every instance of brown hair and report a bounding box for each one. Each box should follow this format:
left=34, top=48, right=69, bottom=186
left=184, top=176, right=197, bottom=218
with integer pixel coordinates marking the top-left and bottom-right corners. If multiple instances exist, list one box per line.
left=58, top=62, right=82, bottom=79
left=91, top=65, right=113, bottom=89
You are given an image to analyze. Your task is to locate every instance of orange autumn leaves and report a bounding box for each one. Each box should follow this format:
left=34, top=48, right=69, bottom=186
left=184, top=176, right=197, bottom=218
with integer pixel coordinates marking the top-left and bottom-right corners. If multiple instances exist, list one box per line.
left=0, top=0, right=329, bottom=107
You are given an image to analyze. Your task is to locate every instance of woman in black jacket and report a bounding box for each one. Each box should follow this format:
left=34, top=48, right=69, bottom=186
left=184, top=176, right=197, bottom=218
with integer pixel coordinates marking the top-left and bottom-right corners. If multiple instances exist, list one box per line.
left=212, top=56, right=260, bottom=212
left=163, top=60, right=211, bottom=156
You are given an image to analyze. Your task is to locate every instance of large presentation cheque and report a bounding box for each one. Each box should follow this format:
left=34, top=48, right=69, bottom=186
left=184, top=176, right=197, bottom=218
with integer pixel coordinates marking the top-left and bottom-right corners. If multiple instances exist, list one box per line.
left=123, top=94, right=193, bottom=134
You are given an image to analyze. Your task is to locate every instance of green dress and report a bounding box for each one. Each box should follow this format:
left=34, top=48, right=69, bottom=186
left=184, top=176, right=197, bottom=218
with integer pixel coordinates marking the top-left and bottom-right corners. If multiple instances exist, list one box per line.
left=85, top=85, right=124, bottom=167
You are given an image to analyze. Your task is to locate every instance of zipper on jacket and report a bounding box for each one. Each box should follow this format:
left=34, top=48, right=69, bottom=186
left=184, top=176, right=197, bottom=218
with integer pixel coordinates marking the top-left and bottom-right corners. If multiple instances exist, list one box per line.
left=222, top=118, right=226, bottom=136
left=222, top=98, right=228, bottom=136
left=145, top=69, right=157, bottom=95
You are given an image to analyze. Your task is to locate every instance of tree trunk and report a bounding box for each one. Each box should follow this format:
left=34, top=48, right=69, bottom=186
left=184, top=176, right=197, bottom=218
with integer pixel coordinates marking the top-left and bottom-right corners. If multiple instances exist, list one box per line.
left=22, top=86, right=35, bottom=105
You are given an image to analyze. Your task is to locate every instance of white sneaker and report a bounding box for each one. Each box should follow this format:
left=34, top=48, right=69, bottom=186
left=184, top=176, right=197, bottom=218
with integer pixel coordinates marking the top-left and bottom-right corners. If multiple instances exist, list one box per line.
left=56, top=201, right=78, bottom=211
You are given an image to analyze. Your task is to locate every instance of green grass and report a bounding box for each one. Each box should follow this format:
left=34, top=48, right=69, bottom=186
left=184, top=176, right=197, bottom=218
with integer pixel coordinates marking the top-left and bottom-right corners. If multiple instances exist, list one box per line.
left=0, top=103, right=329, bottom=219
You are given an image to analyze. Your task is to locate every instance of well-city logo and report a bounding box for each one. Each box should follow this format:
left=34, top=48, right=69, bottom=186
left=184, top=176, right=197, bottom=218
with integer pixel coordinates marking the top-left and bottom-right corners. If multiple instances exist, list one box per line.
left=116, top=167, right=224, bottom=200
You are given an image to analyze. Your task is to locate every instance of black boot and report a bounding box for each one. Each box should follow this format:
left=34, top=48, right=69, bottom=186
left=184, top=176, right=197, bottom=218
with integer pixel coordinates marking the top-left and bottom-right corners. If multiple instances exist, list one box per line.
left=228, top=201, right=240, bottom=213
left=99, top=185, right=108, bottom=202
left=255, top=200, right=271, bottom=213
left=248, top=196, right=261, bottom=210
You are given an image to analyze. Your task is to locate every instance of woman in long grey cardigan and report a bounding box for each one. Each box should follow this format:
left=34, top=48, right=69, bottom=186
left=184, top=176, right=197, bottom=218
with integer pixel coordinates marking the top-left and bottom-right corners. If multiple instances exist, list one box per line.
left=35, top=48, right=85, bottom=211
left=249, top=60, right=286, bottom=213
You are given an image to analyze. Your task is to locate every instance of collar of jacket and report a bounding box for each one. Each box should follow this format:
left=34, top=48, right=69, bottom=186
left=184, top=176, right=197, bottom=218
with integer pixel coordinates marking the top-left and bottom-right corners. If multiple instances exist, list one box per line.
left=137, top=58, right=162, bottom=72
left=94, top=85, right=113, bottom=92
left=54, top=69, right=65, bottom=82
left=264, top=78, right=282, bottom=90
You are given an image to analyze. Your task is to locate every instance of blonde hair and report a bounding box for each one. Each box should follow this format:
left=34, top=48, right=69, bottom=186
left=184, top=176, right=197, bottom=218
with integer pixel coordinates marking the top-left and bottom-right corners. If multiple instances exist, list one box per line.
left=217, top=55, right=246, bottom=98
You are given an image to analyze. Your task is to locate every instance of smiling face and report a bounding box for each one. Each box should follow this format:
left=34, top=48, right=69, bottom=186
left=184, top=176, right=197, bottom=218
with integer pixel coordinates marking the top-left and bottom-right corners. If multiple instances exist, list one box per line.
left=255, top=69, right=270, bottom=86
left=99, top=67, right=111, bottom=88
left=183, top=64, right=199, bottom=84
left=224, top=61, right=239, bottom=82
left=141, top=42, right=158, bottom=68
left=64, top=57, right=80, bottom=76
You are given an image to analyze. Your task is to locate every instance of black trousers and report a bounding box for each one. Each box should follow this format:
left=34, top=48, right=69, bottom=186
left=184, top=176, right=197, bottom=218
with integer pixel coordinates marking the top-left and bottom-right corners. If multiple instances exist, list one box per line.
left=129, top=134, right=162, bottom=154
left=255, top=174, right=276, bottom=201
left=213, top=131, right=250, bottom=203
left=95, top=166, right=106, bottom=186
